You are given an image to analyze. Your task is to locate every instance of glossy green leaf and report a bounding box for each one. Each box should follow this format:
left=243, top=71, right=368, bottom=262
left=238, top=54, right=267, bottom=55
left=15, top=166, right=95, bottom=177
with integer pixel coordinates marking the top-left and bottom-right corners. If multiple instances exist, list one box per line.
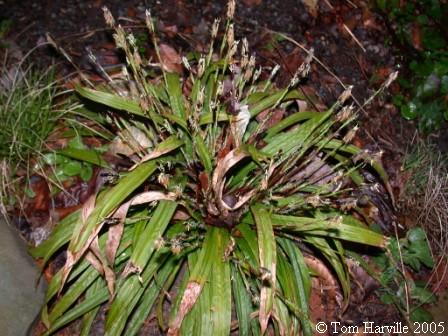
left=251, top=204, right=276, bottom=334
left=129, top=200, right=177, bottom=270
left=76, top=86, right=144, bottom=116
left=59, top=148, right=109, bottom=168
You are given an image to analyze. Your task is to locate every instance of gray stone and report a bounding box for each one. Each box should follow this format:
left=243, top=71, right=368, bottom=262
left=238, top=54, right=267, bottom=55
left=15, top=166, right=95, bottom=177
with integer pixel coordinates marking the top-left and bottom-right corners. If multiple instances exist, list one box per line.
left=0, top=219, right=46, bottom=336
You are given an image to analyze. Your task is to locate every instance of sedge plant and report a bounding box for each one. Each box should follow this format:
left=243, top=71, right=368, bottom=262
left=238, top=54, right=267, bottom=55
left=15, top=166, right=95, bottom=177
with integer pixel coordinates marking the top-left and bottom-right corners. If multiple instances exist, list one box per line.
left=30, top=2, right=397, bottom=335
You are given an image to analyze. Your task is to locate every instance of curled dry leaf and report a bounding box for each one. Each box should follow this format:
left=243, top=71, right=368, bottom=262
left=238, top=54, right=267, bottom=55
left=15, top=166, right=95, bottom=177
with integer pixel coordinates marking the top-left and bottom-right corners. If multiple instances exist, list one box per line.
left=302, top=0, right=319, bottom=17
left=167, top=281, right=202, bottom=336
left=212, top=148, right=253, bottom=212
left=130, top=139, right=181, bottom=170
left=159, top=43, right=183, bottom=74
left=305, top=255, right=339, bottom=322
left=241, top=0, right=262, bottom=6
left=107, top=191, right=177, bottom=265
left=90, top=237, right=116, bottom=295
left=230, top=105, right=251, bottom=147
left=109, top=126, right=152, bottom=157
left=85, top=251, right=105, bottom=275
left=256, top=108, right=285, bottom=132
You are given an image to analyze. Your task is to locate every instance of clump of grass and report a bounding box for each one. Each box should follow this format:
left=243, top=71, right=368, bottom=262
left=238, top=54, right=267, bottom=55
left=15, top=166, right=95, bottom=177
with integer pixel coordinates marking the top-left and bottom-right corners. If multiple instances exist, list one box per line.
left=400, top=140, right=448, bottom=256
left=29, top=2, right=399, bottom=335
left=0, top=58, right=58, bottom=220
left=0, top=51, right=96, bottom=224
left=0, top=63, right=59, bottom=164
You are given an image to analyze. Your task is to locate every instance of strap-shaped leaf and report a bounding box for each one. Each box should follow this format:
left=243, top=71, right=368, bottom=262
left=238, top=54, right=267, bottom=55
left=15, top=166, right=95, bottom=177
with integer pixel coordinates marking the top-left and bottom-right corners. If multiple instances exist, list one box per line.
left=166, top=72, right=186, bottom=119
left=126, top=200, right=177, bottom=272
left=251, top=204, right=276, bottom=334
left=58, top=148, right=109, bottom=168
left=278, top=238, right=312, bottom=336
left=76, top=86, right=144, bottom=116
left=168, top=227, right=229, bottom=335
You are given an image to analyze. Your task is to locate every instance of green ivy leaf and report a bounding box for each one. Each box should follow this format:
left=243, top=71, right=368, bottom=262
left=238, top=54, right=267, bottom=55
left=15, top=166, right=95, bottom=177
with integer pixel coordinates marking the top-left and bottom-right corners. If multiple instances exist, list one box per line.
left=411, top=284, right=437, bottom=304
left=42, top=152, right=65, bottom=165
left=25, top=187, right=36, bottom=198
left=407, top=227, right=427, bottom=243
left=62, top=160, right=83, bottom=176
left=379, top=293, right=395, bottom=304
left=410, top=307, right=433, bottom=323
left=401, top=102, right=418, bottom=120
left=79, top=164, right=93, bottom=182
left=68, top=135, right=86, bottom=150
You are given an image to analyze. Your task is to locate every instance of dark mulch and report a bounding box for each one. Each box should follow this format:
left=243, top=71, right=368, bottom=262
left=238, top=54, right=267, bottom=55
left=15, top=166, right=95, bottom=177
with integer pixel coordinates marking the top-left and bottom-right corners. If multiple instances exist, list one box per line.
left=1, top=0, right=421, bottom=334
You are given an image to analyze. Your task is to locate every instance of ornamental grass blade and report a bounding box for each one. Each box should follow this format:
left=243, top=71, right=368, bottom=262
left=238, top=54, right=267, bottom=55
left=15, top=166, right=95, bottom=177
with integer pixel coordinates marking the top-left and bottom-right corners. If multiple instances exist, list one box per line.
left=231, top=265, right=255, bottom=336
left=76, top=85, right=144, bottom=117
left=125, top=256, right=183, bottom=336
left=277, top=238, right=312, bottom=336
left=123, top=200, right=177, bottom=276
left=168, top=227, right=229, bottom=335
left=107, top=191, right=177, bottom=266
left=251, top=204, right=276, bottom=334
left=166, top=72, right=186, bottom=118
left=60, top=161, right=157, bottom=291
left=58, top=148, right=109, bottom=168
left=130, top=135, right=183, bottom=170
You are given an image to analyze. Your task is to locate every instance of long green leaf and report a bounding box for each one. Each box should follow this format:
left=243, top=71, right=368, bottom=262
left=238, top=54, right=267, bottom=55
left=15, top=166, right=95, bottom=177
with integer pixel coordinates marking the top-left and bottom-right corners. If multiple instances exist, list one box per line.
left=231, top=265, right=257, bottom=336
left=44, top=286, right=109, bottom=336
left=106, top=225, right=185, bottom=335
left=169, top=227, right=229, bottom=334
left=251, top=204, right=276, bottom=334
left=166, top=73, right=186, bottom=119
left=29, top=210, right=80, bottom=265
left=278, top=238, right=312, bottom=336
left=209, top=230, right=231, bottom=336
left=305, top=236, right=350, bottom=303
left=76, top=86, right=144, bottom=116
left=48, top=266, right=100, bottom=323
left=80, top=278, right=104, bottom=336
left=194, top=135, right=213, bottom=172
left=270, top=214, right=386, bottom=247
left=265, top=111, right=318, bottom=139
left=126, top=255, right=183, bottom=336
left=249, top=89, right=304, bottom=117
left=129, top=200, right=177, bottom=270
left=59, top=147, right=109, bottom=168
left=69, top=161, right=157, bottom=255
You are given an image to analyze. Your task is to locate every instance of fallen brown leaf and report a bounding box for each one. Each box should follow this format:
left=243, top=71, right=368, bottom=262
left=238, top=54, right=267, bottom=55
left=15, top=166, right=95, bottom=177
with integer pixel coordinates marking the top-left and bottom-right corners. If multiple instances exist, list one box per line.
left=302, top=0, right=319, bottom=17
left=241, top=0, right=262, bottom=6
left=159, top=43, right=183, bottom=74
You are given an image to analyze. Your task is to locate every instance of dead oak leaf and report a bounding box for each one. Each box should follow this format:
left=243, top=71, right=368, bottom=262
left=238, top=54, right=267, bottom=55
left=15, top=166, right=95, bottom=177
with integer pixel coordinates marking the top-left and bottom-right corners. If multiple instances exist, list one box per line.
left=242, top=0, right=262, bottom=6
left=302, top=0, right=319, bottom=17
left=159, top=43, right=183, bottom=74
